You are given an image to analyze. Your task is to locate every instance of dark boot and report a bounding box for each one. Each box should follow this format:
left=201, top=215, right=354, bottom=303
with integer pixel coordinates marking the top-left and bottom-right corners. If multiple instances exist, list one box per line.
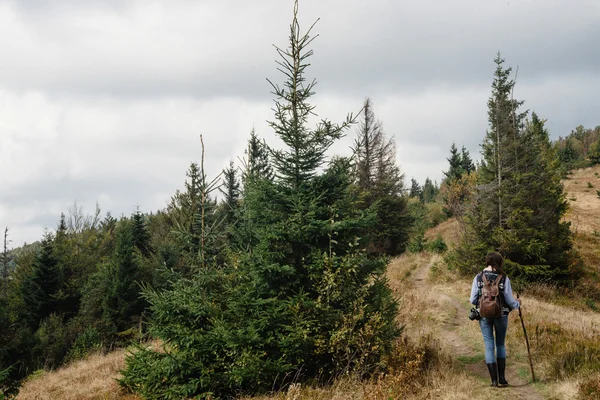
left=487, top=363, right=498, bottom=387
left=497, top=358, right=508, bottom=386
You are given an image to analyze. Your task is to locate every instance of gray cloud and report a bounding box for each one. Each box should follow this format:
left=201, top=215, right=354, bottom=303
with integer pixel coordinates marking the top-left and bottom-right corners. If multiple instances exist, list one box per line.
left=1, top=1, right=598, bottom=99
left=0, top=0, right=598, bottom=246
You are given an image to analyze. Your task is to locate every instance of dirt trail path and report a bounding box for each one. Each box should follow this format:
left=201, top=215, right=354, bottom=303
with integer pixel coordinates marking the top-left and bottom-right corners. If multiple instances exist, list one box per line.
left=408, top=258, right=545, bottom=400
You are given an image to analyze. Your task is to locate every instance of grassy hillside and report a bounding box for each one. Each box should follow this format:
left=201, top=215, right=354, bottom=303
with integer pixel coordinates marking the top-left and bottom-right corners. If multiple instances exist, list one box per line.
left=16, top=166, right=600, bottom=400
left=564, top=166, right=600, bottom=299
left=16, top=350, right=132, bottom=400
left=564, top=166, right=600, bottom=236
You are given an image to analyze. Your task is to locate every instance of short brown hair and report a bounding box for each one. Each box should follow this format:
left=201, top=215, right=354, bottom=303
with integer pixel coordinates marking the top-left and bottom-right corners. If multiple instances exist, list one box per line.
left=485, top=252, right=504, bottom=273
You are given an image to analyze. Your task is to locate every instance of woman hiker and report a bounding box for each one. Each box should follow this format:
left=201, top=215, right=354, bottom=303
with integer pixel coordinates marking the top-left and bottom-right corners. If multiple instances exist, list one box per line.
left=469, top=252, right=521, bottom=387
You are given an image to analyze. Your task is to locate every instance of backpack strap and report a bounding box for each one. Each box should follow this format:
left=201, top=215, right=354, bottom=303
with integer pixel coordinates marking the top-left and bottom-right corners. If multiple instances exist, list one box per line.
left=476, top=272, right=483, bottom=303
left=497, top=274, right=508, bottom=308
left=499, top=274, right=506, bottom=289
left=481, top=271, right=504, bottom=287
left=496, top=274, right=504, bottom=286
left=481, top=272, right=490, bottom=286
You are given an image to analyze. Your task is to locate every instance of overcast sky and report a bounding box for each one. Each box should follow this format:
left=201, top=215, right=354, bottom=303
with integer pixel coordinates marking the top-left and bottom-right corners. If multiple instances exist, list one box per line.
left=1, top=0, right=599, bottom=247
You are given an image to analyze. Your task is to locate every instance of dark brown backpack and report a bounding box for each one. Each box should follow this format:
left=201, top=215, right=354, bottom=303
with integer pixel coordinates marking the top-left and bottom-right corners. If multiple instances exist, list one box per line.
left=479, top=273, right=504, bottom=318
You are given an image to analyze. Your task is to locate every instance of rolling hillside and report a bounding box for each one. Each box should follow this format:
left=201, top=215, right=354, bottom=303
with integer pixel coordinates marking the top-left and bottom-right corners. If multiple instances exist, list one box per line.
left=16, top=165, right=600, bottom=400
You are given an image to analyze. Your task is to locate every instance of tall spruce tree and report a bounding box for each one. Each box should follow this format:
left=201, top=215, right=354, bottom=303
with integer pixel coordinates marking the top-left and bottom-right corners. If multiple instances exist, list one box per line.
left=353, top=98, right=410, bottom=255
left=506, top=113, right=573, bottom=276
left=373, top=124, right=404, bottom=199
left=1, top=228, right=8, bottom=281
left=81, top=219, right=146, bottom=341
left=18, top=233, right=60, bottom=330
left=477, top=53, right=527, bottom=227
left=245, top=129, right=273, bottom=183
left=444, top=143, right=463, bottom=183
left=103, top=220, right=145, bottom=334
left=442, top=145, right=475, bottom=217
left=219, top=161, right=241, bottom=225
left=0, top=229, right=13, bottom=389
left=267, top=26, right=354, bottom=188
left=409, top=178, right=423, bottom=200
left=169, top=163, right=202, bottom=260
left=422, top=178, right=438, bottom=203
left=454, top=54, right=574, bottom=281
left=52, top=213, right=80, bottom=318
left=122, top=2, right=399, bottom=397
left=131, top=208, right=152, bottom=257
left=444, top=143, right=474, bottom=185
left=169, top=161, right=223, bottom=270
left=461, top=145, right=475, bottom=174
left=0, top=289, right=10, bottom=384
left=354, top=98, right=382, bottom=194
left=218, top=161, right=242, bottom=248
left=236, top=131, right=276, bottom=249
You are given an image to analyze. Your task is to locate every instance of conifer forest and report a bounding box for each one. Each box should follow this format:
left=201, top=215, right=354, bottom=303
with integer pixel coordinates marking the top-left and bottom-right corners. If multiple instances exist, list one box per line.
left=1, top=1, right=600, bottom=399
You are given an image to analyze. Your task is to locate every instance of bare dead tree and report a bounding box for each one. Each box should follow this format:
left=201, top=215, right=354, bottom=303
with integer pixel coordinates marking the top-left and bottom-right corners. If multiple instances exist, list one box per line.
left=1, top=227, right=10, bottom=281
left=197, top=135, right=223, bottom=269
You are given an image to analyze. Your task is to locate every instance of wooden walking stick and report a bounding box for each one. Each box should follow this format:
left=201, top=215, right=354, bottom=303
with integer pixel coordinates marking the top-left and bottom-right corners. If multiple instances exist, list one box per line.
left=517, top=293, right=536, bottom=382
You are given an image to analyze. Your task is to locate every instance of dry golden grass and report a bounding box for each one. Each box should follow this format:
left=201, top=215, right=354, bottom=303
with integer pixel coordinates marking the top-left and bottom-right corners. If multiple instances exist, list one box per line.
left=519, top=297, right=600, bottom=338
left=242, top=369, right=483, bottom=400
left=386, top=252, right=432, bottom=292
left=574, top=233, right=600, bottom=269
left=504, top=294, right=600, bottom=399
left=17, top=350, right=140, bottom=400
left=562, top=165, right=600, bottom=307
left=563, top=165, right=600, bottom=236
left=546, top=378, right=582, bottom=400
left=577, top=373, right=600, bottom=399
left=424, top=218, right=462, bottom=249
left=241, top=341, right=481, bottom=400
left=240, top=380, right=363, bottom=400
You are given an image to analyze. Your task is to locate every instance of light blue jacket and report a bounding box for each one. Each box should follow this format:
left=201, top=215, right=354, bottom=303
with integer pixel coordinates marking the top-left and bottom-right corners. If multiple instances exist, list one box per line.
left=470, top=271, right=520, bottom=312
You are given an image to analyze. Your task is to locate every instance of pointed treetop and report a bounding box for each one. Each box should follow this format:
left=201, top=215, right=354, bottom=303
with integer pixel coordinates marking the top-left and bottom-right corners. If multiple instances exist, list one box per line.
left=267, top=0, right=356, bottom=188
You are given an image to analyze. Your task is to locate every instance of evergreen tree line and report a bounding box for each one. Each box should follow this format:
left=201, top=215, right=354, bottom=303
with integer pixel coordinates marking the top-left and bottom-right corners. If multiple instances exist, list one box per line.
left=119, top=4, right=409, bottom=396
left=408, top=177, right=440, bottom=204
left=0, top=3, right=413, bottom=396
left=444, top=54, right=578, bottom=285
left=554, top=124, right=600, bottom=173
left=0, top=205, right=177, bottom=394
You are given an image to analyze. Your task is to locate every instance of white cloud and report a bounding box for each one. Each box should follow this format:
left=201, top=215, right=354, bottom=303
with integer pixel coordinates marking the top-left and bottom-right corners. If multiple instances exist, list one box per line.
left=0, top=0, right=599, bottom=246
left=1, top=0, right=599, bottom=97
left=0, top=91, right=273, bottom=245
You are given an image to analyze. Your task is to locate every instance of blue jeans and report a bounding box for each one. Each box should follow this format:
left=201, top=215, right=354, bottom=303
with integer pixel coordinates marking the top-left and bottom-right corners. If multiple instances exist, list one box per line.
left=479, top=316, right=508, bottom=364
